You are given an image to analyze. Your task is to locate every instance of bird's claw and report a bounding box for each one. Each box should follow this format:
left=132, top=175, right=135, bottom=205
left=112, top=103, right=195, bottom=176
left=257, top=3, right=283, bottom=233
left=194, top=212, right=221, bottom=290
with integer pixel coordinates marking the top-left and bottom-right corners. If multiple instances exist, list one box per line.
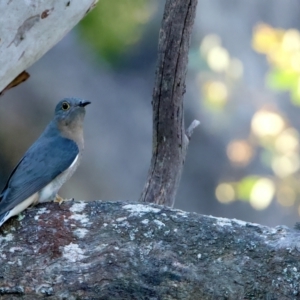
left=54, top=194, right=74, bottom=205
left=17, top=213, right=25, bottom=221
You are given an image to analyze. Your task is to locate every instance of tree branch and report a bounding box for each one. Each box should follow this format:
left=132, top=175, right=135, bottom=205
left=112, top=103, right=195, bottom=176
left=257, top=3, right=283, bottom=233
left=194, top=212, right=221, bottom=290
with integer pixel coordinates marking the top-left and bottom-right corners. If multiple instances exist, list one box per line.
left=0, top=0, right=98, bottom=94
left=0, top=201, right=299, bottom=299
left=140, top=0, right=199, bottom=207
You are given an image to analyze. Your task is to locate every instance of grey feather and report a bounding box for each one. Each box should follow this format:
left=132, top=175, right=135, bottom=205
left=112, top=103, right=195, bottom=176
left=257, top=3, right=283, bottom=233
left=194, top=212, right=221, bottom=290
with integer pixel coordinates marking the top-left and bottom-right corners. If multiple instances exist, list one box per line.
left=0, top=134, right=79, bottom=215
left=0, top=97, right=90, bottom=226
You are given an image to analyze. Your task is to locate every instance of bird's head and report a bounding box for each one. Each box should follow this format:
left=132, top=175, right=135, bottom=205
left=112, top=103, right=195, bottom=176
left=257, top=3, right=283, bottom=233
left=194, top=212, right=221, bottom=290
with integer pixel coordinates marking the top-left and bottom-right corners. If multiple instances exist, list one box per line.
left=54, top=98, right=91, bottom=128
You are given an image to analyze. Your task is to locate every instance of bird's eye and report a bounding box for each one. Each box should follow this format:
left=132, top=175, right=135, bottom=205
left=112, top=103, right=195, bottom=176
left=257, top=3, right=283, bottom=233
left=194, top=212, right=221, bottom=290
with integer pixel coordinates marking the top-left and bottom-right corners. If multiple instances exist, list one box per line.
left=62, top=102, right=70, bottom=110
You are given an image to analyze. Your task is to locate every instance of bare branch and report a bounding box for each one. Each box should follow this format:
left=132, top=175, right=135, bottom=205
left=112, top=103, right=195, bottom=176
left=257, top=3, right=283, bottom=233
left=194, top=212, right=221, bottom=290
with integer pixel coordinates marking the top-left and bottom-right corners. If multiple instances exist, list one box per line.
left=140, top=0, right=198, bottom=207
left=186, top=119, right=200, bottom=140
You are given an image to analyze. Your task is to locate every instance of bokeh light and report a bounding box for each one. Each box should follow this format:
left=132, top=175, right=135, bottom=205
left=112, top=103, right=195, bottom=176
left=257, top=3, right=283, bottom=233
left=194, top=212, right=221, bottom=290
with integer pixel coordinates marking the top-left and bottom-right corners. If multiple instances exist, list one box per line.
left=277, top=185, right=296, bottom=207
left=199, top=25, right=300, bottom=215
left=215, top=183, right=235, bottom=204
left=204, top=81, right=228, bottom=108
left=200, top=34, right=222, bottom=56
left=226, top=58, right=244, bottom=79
left=198, top=34, right=243, bottom=111
left=207, top=46, right=230, bottom=73
left=282, top=29, right=300, bottom=53
left=271, top=153, right=300, bottom=178
left=251, top=110, right=285, bottom=137
left=253, top=24, right=300, bottom=104
left=275, top=128, right=299, bottom=154
left=227, top=140, right=253, bottom=166
left=249, top=178, right=275, bottom=210
left=252, top=23, right=282, bottom=54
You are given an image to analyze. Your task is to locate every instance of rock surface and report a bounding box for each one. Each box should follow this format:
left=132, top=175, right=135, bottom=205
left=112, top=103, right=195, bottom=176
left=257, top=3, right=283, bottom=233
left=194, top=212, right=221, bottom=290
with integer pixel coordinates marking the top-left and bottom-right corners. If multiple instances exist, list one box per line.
left=0, top=200, right=300, bottom=299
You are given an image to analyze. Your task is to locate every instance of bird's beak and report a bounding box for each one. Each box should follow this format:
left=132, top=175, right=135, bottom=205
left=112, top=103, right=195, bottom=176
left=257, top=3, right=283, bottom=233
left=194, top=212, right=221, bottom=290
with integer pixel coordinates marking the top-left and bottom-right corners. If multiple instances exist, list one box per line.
left=78, top=100, right=91, bottom=107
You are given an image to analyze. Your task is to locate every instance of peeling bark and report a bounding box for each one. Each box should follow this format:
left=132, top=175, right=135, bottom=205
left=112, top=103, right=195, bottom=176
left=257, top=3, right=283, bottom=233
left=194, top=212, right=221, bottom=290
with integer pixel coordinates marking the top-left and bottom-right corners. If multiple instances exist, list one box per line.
left=0, top=201, right=300, bottom=299
left=140, top=0, right=200, bottom=207
left=0, top=0, right=98, bottom=94
left=0, top=71, right=30, bottom=96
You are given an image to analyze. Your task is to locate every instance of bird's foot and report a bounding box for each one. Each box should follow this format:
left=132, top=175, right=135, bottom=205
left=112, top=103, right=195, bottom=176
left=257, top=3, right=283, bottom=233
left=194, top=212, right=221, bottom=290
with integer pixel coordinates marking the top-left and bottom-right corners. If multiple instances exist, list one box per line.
left=54, top=194, right=74, bottom=205
left=17, top=213, right=25, bottom=221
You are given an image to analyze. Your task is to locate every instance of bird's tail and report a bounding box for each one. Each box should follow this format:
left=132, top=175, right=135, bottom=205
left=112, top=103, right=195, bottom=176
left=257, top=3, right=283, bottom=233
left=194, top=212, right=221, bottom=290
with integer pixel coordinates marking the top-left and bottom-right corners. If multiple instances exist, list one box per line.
left=0, top=211, right=11, bottom=227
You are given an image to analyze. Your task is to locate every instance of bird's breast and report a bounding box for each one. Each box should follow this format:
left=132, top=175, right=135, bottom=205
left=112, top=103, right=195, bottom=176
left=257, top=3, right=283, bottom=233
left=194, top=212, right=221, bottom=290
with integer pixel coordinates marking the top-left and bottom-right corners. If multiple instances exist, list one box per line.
left=39, top=154, right=81, bottom=203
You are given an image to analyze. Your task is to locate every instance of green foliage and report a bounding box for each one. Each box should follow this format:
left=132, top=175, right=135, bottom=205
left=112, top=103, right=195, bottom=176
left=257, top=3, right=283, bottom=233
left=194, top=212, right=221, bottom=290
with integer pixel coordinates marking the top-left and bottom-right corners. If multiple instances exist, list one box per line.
left=253, top=24, right=300, bottom=106
left=78, top=0, right=152, bottom=65
left=267, top=69, right=300, bottom=105
left=267, top=69, right=298, bottom=91
left=237, top=176, right=260, bottom=201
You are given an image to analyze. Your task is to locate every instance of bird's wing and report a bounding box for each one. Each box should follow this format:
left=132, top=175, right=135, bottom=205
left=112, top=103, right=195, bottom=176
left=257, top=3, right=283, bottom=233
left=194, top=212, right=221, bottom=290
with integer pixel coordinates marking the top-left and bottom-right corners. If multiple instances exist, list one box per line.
left=0, top=136, right=79, bottom=214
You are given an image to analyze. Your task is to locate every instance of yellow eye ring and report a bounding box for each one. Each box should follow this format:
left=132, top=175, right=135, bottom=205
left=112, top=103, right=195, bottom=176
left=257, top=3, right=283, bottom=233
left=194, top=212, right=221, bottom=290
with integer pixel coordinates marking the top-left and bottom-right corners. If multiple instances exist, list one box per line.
left=62, top=101, right=70, bottom=110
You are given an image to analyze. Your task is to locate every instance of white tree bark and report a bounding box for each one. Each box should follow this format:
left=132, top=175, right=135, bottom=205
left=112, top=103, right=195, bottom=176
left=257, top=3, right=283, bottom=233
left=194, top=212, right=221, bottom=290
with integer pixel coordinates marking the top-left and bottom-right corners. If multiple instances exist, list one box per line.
left=0, top=0, right=98, bottom=94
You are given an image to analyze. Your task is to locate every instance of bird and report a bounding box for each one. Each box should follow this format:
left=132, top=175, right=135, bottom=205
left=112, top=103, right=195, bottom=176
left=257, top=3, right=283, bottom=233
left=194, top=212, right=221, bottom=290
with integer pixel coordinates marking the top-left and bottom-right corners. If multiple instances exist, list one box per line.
left=0, top=97, right=91, bottom=227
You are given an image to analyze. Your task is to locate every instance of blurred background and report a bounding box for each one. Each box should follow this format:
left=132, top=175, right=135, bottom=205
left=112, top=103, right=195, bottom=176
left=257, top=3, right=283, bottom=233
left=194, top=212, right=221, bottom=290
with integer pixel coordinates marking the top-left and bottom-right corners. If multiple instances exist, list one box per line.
left=1, top=0, right=300, bottom=227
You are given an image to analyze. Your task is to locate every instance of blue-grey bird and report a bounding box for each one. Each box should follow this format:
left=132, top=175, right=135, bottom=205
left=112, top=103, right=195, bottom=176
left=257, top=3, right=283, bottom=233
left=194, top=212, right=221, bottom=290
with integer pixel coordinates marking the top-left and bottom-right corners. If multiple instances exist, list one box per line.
left=0, top=98, right=91, bottom=226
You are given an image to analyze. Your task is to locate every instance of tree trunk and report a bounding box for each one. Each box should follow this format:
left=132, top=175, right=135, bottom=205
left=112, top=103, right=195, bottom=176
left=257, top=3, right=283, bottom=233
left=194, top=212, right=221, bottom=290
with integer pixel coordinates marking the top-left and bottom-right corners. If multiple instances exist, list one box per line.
left=140, top=0, right=200, bottom=207
left=0, top=201, right=299, bottom=299
left=0, top=0, right=98, bottom=94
